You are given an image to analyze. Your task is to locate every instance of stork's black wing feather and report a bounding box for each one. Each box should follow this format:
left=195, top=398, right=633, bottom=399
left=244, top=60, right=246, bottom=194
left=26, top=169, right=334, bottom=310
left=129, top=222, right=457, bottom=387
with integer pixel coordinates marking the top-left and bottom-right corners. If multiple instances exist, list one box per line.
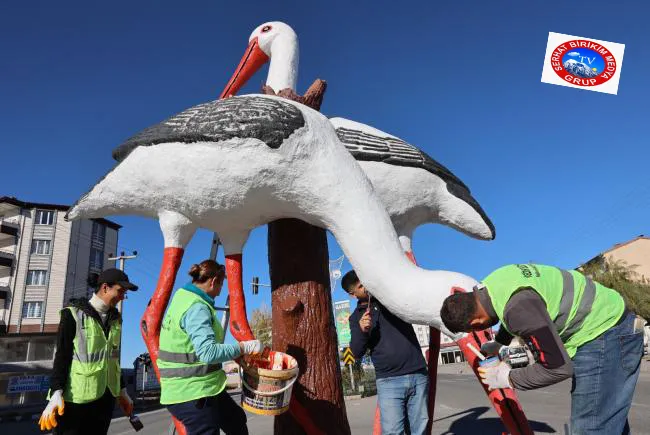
left=112, top=96, right=305, bottom=162
left=332, top=123, right=495, bottom=239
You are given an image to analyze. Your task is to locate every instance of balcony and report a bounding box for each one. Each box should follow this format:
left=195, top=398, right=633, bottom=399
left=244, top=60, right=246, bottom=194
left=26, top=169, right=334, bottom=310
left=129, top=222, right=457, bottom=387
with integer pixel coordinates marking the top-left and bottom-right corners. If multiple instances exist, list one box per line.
left=0, top=251, right=14, bottom=269
left=0, top=221, right=19, bottom=242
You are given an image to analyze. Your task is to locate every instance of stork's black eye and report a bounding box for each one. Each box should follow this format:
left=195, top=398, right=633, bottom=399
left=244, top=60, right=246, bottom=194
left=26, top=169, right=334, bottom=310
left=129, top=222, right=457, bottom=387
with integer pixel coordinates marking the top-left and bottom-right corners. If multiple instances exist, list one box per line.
left=262, top=25, right=272, bottom=33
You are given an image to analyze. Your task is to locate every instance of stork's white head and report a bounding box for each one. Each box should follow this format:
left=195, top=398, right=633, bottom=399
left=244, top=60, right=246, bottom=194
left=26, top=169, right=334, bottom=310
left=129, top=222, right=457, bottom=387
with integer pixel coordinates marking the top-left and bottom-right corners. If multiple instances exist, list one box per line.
left=248, top=21, right=297, bottom=57
left=220, top=21, right=299, bottom=99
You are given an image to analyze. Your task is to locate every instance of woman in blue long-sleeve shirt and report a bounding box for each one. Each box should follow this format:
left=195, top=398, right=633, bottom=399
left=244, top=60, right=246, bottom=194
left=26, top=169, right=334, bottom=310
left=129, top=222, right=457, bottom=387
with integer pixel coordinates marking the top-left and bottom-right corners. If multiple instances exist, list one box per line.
left=159, top=260, right=262, bottom=435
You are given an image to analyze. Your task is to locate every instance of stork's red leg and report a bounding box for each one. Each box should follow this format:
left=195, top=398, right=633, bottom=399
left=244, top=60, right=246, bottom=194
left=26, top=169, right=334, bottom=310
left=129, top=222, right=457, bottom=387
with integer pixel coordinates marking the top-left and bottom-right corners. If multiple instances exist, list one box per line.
left=372, top=406, right=382, bottom=435
left=456, top=333, right=533, bottom=435
left=225, top=253, right=255, bottom=341
left=140, top=247, right=187, bottom=435
left=451, top=284, right=533, bottom=434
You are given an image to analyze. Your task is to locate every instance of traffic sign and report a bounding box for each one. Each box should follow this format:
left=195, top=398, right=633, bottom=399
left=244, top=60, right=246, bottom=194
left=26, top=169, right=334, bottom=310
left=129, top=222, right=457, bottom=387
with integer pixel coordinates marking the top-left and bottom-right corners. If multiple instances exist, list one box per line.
left=342, top=347, right=355, bottom=365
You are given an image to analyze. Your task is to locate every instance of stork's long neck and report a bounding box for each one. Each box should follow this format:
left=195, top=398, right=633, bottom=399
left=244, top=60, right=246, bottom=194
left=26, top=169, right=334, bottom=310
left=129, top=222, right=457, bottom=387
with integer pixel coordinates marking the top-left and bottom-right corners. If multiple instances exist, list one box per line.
left=306, top=135, right=477, bottom=332
left=333, top=210, right=474, bottom=332
left=267, top=33, right=299, bottom=92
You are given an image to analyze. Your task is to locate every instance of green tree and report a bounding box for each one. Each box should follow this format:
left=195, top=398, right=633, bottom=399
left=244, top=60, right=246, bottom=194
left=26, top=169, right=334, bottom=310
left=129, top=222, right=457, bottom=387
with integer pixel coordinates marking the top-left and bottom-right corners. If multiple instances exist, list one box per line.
left=249, top=303, right=273, bottom=348
left=578, top=256, right=650, bottom=320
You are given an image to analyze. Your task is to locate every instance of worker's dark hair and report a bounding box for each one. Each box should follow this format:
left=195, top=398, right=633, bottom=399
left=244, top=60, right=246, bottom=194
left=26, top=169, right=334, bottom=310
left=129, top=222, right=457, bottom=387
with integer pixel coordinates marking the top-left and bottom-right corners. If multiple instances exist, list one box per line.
left=440, top=292, right=479, bottom=333
left=341, top=270, right=360, bottom=294
left=87, top=273, right=101, bottom=291
left=189, top=260, right=225, bottom=284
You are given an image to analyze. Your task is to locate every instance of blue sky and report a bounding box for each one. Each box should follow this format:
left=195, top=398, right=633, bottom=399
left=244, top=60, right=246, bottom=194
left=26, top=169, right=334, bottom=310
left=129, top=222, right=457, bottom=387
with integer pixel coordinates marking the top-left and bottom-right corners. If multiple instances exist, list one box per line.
left=2, top=0, right=649, bottom=367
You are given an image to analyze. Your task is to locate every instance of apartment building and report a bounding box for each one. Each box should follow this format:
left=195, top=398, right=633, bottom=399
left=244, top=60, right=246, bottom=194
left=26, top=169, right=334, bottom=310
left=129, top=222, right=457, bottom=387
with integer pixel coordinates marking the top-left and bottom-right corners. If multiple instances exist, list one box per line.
left=0, top=196, right=119, bottom=411
left=580, top=234, right=650, bottom=352
left=581, top=234, right=650, bottom=281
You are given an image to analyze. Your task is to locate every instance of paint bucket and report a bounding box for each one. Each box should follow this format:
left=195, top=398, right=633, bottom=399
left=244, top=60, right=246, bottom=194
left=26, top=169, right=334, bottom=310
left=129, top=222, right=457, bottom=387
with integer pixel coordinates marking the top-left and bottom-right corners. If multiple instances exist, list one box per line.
left=240, top=351, right=299, bottom=416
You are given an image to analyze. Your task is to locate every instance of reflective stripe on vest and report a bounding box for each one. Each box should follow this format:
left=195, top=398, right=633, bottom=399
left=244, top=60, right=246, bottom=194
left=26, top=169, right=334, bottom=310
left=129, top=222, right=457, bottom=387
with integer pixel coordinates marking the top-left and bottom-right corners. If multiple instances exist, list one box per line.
left=157, top=349, right=200, bottom=364
left=61, top=307, right=121, bottom=404
left=70, top=311, right=121, bottom=364
left=158, top=288, right=227, bottom=405
left=552, top=270, right=597, bottom=340
left=553, top=270, right=574, bottom=332
left=483, top=264, right=625, bottom=358
left=159, top=363, right=223, bottom=378
left=560, top=277, right=596, bottom=340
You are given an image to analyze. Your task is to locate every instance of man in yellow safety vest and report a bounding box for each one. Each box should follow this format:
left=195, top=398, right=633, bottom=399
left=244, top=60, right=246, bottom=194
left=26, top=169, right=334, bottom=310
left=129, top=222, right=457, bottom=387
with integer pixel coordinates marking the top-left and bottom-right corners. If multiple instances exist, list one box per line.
left=39, top=268, right=138, bottom=434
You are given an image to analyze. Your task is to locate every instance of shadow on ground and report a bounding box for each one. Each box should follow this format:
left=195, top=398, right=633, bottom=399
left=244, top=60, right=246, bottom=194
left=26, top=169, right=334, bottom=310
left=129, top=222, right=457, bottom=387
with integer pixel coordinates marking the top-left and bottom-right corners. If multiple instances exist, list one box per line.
left=436, top=406, right=556, bottom=434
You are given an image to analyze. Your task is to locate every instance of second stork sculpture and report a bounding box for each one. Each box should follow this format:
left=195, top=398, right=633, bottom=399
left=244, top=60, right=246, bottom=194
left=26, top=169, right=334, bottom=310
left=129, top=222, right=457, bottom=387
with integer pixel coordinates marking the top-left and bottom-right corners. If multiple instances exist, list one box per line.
left=218, top=21, right=532, bottom=435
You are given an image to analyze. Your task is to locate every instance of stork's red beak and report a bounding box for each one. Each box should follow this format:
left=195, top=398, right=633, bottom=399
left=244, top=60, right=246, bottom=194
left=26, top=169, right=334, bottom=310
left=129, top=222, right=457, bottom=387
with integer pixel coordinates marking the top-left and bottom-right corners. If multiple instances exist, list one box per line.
left=219, top=37, right=270, bottom=99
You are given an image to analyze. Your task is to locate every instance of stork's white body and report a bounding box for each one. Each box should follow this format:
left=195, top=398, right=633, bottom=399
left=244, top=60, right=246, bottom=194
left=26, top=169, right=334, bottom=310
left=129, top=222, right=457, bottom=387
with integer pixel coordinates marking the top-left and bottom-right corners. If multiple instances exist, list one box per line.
left=67, top=95, right=477, bottom=338
left=329, top=117, right=494, bottom=252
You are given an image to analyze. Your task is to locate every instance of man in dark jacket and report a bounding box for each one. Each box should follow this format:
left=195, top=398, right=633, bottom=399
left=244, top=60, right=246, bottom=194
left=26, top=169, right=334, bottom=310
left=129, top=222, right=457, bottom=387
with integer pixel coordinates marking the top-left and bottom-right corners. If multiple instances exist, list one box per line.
left=39, top=268, right=138, bottom=434
left=342, top=270, right=428, bottom=435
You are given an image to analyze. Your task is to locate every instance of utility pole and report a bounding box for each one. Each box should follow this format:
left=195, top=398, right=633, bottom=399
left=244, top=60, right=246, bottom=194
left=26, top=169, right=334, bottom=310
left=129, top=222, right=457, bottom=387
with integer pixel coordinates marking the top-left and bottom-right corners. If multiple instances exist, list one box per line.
left=108, top=250, right=137, bottom=371
left=210, top=234, right=230, bottom=343
left=108, top=250, right=138, bottom=313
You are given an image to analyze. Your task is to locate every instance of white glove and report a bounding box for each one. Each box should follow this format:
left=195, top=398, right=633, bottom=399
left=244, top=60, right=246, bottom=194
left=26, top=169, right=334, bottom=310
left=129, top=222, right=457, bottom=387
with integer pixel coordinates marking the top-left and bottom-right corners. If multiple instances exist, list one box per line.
left=239, top=339, right=263, bottom=356
left=478, top=362, right=512, bottom=390
left=118, top=388, right=134, bottom=416
left=39, top=389, right=65, bottom=431
left=480, top=340, right=505, bottom=357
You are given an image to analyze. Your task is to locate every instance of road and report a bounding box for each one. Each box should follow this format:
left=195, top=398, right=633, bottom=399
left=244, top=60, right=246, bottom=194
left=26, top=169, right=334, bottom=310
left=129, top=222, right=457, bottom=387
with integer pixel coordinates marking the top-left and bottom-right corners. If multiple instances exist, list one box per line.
left=106, top=370, right=650, bottom=434
left=5, top=369, right=649, bottom=434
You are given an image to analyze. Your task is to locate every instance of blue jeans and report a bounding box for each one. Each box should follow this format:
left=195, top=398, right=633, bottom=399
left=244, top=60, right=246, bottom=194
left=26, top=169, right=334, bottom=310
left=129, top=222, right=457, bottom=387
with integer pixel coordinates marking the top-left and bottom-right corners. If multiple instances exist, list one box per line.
left=570, top=311, right=644, bottom=435
left=376, top=371, right=429, bottom=435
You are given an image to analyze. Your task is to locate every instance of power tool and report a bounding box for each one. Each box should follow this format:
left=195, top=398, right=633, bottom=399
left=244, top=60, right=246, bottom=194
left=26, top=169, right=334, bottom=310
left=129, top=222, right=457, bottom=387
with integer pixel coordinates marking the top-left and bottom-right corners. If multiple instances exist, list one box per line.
left=498, top=345, right=530, bottom=369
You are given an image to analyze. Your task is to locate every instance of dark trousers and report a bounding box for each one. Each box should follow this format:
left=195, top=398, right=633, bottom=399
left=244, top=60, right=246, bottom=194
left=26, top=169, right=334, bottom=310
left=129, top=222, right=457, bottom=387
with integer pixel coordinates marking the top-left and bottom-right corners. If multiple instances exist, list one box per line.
left=167, top=390, right=248, bottom=435
left=54, top=390, right=116, bottom=435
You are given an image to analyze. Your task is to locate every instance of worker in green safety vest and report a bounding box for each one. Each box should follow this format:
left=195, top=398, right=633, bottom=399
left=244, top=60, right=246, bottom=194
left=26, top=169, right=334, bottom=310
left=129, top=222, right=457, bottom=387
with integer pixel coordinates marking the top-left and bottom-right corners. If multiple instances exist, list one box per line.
left=159, top=259, right=262, bottom=435
left=39, top=268, right=138, bottom=434
left=440, top=263, right=645, bottom=434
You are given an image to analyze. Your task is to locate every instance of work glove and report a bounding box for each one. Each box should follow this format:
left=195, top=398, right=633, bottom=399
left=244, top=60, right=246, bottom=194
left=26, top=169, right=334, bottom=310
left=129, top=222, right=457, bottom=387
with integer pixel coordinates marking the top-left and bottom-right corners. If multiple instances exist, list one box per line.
left=239, top=339, right=263, bottom=356
left=480, top=340, right=505, bottom=357
left=38, top=389, right=64, bottom=431
left=478, top=362, right=512, bottom=390
left=118, top=388, right=134, bottom=416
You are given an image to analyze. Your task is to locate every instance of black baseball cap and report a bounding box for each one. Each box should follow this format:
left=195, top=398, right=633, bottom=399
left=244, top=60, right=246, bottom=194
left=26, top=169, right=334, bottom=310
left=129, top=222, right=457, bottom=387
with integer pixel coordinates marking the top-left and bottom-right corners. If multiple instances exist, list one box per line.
left=97, top=268, right=139, bottom=291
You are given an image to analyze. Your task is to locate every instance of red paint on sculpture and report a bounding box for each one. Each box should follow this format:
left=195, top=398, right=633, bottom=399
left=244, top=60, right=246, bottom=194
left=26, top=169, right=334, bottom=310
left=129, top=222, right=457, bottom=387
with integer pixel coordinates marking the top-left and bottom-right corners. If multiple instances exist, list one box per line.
left=140, top=247, right=187, bottom=435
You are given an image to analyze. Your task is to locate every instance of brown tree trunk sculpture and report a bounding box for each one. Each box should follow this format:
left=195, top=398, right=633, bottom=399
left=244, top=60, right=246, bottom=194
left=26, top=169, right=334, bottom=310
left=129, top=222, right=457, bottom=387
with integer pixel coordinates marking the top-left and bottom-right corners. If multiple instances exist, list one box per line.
left=265, top=80, right=352, bottom=435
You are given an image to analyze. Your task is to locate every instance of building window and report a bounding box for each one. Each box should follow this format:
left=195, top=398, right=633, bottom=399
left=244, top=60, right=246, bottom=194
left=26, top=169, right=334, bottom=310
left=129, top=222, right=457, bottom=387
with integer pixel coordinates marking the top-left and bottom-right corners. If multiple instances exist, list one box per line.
left=91, top=221, right=105, bottom=242
left=27, top=337, right=57, bottom=361
left=0, top=338, right=29, bottom=362
left=22, top=301, right=43, bottom=318
left=35, top=210, right=54, bottom=225
left=26, top=270, right=47, bottom=286
left=30, top=240, right=52, bottom=255
left=89, top=248, right=104, bottom=270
